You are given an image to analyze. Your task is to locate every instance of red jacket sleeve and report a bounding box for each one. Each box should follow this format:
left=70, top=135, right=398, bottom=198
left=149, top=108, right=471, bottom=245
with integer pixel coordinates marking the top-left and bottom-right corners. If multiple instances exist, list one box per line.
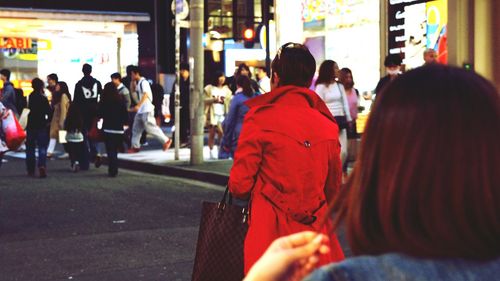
left=324, top=140, right=342, bottom=203
left=228, top=114, right=263, bottom=199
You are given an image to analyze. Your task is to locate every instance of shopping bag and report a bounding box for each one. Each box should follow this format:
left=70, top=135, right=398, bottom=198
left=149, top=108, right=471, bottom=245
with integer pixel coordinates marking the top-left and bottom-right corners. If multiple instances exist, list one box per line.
left=58, top=130, right=67, bottom=144
left=18, top=108, right=30, bottom=129
left=88, top=118, right=104, bottom=142
left=2, top=109, right=26, bottom=150
left=191, top=187, right=249, bottom=281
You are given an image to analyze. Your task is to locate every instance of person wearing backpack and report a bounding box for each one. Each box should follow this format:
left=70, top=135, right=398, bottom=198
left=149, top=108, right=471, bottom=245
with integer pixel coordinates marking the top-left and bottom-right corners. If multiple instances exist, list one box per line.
left=0, top=69, right=18, bottom=118
left=73, top=63, right=103, bottom=170
left=127, top=66, right=171, bottom=153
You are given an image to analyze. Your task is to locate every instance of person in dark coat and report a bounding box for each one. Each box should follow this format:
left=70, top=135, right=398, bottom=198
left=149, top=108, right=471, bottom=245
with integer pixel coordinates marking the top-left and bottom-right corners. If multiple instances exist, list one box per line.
left=25, top=78, right=52, bottom=178
left=374, top=54, right=402, bottom=100
left=73, top=63, right=102, bottom=170
left=169, top=63, right=191, bottom=146
left=97, top=82, right=128, bottom=177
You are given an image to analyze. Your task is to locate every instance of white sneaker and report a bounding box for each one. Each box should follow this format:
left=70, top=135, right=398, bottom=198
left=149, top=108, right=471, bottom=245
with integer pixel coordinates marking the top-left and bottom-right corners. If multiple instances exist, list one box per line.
left=58, top=153, right=69, bottom=159
left=209, top=150, right=216, bottom=160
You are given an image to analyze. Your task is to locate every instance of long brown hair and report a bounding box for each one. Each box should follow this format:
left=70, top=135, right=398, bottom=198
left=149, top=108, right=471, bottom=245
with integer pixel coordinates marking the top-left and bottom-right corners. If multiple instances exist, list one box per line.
left=329, top=65, right=500, bottom=260
left=315, top=60, right=339, bottom=86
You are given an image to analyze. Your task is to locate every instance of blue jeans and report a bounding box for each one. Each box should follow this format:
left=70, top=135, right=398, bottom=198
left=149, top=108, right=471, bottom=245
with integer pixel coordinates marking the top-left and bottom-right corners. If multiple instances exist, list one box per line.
left=26, top=128, right=49, bottom=173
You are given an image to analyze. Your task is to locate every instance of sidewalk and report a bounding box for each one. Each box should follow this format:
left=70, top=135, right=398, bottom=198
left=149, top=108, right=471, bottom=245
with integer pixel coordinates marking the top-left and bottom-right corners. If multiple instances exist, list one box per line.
left=114, top=146, right=233, bottom=186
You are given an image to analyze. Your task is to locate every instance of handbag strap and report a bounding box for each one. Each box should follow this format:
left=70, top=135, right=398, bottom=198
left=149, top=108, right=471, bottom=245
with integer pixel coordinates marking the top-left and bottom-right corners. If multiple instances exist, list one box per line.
left=220, top=186, right=233, bottom=206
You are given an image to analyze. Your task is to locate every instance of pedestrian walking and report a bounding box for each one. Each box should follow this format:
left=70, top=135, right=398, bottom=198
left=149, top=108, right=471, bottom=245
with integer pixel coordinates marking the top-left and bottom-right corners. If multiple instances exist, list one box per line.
left=228, top=63, right=260, bottom=94
left=169, top=63, right=191, bottom=146
left=375, top=54, right=402, bottom=100
left=73, top=63, right=103, bottom=170
left=228, top=42, right=345, bottom=274
left=315, top=60, right=352, bottom=168
left=203, top=71, right=232, bottom=159
left=111, top=72, right=131, bottom=110
left=0, top=69, right=18, bottom=117
left=25, top=78, right=52, bottom=178
left=46, top=73, right=58, bottom=106
left=127, top=66, right=171, bottom=153
left=64, top=103, right=85, bottom=172
left=255, top=66, right=271, bottom=93
left=221, top=75, right=258, bottom=158
left=244, top=64, right=500, bottom=281
left=338, top=68, right=360, bottom=173
left=97, top=82, right=128, bottom=177
left=47, top=81, right=71, bottom=158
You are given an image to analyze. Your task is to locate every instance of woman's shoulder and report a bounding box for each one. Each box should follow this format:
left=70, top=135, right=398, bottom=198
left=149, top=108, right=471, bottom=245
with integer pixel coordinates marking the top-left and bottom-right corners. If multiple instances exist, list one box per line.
left=304, top=254, right=500, bottom=281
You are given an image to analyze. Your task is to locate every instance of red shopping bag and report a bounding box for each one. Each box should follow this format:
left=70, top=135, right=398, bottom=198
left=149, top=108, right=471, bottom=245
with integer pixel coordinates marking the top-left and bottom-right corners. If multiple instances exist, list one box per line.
left=2, top=109, right=26, bottom=150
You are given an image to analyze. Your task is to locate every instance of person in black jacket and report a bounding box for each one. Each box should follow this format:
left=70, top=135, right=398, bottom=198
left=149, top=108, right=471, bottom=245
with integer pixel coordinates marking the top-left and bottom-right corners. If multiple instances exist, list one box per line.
left=97, top=82, right=128, bottom=177
left=25, top=78, right=52, bottom=178
left=169, top=63, right=191, bottom=146
left=73, top=63, right=103, bottom=170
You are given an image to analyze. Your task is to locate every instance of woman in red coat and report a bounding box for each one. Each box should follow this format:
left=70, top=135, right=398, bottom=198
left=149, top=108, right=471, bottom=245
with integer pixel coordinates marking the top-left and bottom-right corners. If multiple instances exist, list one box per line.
left=229, top=43, right=345, bottom=274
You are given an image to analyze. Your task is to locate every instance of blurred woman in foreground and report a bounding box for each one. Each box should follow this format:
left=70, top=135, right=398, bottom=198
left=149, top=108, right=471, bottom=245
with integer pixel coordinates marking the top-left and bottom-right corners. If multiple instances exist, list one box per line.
left=244, top=64, right=500, bottom=281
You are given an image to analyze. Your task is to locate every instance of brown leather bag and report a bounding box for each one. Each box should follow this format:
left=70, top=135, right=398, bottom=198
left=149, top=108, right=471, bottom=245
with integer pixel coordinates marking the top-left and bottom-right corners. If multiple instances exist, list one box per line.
left=191, top=187, right=249, bottom=281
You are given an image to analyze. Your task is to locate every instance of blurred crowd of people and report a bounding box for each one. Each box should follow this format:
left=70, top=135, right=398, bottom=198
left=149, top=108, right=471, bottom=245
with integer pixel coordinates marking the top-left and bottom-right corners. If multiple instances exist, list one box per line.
left=0, top=63, right=171, bottom=178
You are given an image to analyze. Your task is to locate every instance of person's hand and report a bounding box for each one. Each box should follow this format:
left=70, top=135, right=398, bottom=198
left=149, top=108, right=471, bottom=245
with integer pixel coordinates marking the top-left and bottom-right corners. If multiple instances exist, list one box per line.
left=128, top=106, right=138, bottom=113
left=244, top=231, right=330, bottom=281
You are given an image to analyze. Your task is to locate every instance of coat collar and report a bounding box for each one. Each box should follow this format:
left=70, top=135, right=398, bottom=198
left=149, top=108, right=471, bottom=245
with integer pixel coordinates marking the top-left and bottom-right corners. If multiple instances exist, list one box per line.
left=245, top=85, right=336, bottom=122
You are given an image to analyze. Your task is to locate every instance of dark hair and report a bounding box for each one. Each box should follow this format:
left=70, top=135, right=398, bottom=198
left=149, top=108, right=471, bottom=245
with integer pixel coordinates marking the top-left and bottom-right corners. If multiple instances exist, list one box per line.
left=52, top=81, right=71, bottom=105
left=101, top=82, right=122, bottom=104
left=0, top=69, right=11, bottom=80
left=338, top=68, right=354, bottom=88
left=126, top=65, right=134, bottom=76
left=111, top=72, right=122, bottom=81
left=180, top=62, right=190, bottom=71
left=315, top=60, right=338, bottom=86
left=130, top=65, right=141, bottom=76
left=256, top=66, right=267, bottom=73
left=271, top=42, right=316, bottom=88
left=384, top=54, right=403, bottom=67
left=329, top=65, right=500, bottom=260
left=65, top=103, right=83, bottom=131
left=31, top=78, right=45, bottom=92
left=236, top=63, right=252, bottom=79
left=82, top=63, right=92, bottom=75
left=212, top=71, right=226, bottom=86
left=236, top=75, right=254, bottom=97
left=47, top=73, right=58, bottom=83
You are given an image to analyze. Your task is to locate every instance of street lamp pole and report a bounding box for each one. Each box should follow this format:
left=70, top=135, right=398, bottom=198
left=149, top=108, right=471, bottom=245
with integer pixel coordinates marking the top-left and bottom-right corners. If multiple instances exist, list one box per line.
left=190, top=0, right=204, bottom=165
left=174, top=0, right=181, bottom=160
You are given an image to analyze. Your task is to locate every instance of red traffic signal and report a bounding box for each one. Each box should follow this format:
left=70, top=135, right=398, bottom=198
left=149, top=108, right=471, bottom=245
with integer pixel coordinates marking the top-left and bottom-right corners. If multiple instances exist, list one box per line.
left=243, top=27, right=255, bottom=48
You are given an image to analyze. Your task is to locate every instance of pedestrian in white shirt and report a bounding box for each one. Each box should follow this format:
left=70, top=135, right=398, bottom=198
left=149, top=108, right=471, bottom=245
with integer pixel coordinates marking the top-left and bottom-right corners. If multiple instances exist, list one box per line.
left=315, top=60, right=351, bottom=167
left=255, top=67, right=271, bottom=94
left=127, top=66, right=171, bottom=153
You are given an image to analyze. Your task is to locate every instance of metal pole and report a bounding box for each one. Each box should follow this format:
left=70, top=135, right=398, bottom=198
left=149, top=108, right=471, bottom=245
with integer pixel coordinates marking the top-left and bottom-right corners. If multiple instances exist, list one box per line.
left=190, top=0, right=204, bottom=165
left=174, top=0, right=181, bottom=160
left=262, top=0, right=271, bottom=73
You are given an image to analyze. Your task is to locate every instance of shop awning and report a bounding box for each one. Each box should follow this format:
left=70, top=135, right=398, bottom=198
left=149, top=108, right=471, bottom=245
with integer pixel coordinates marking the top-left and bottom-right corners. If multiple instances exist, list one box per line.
left=0, top=7, right=150, bottom=22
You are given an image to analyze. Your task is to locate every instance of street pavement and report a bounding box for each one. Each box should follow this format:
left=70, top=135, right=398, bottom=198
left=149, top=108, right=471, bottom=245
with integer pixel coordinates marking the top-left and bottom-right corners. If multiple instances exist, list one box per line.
left=0, top=157, right=224, bottom=281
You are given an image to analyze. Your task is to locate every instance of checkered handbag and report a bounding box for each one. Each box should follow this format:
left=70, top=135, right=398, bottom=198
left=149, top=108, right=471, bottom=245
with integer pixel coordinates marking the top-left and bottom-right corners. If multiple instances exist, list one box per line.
left=191, top=187, right=249, bottom=281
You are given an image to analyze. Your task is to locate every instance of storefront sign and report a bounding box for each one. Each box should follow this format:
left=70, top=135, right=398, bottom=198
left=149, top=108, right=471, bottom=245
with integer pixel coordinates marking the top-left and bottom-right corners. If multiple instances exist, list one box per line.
left=0, top=37, right=34, bottom=49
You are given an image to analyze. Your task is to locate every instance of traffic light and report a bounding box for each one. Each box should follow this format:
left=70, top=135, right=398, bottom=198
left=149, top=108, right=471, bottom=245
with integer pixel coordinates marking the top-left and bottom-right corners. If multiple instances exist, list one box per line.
left=243, top=27, right=255, bottom=48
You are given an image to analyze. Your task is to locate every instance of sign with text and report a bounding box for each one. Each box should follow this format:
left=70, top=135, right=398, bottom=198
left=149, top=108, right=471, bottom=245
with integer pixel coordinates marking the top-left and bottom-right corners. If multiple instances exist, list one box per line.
left=388, top=0, right=447, bottom=67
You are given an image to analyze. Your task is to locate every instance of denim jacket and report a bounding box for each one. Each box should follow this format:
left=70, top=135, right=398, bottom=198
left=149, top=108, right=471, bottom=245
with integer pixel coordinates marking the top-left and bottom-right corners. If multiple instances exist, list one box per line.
left=304, top=254, right=500, bottom=281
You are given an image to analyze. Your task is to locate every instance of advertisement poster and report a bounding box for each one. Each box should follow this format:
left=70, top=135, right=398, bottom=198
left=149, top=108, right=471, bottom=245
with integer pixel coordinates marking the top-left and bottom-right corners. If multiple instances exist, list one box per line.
left=301, top=0, right=380, bottom=92
left=388, top=0, right=447, bottom=68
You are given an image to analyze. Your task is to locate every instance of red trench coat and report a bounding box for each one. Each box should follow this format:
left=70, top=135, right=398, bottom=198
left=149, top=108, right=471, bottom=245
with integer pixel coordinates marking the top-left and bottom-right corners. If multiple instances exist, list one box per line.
left=228, top=85, right=345, bottom=274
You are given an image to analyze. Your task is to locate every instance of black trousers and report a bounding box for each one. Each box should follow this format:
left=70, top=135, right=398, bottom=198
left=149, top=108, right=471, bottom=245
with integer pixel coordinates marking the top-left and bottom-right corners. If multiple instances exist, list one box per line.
left=104, top=133, right=123, bottom=176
